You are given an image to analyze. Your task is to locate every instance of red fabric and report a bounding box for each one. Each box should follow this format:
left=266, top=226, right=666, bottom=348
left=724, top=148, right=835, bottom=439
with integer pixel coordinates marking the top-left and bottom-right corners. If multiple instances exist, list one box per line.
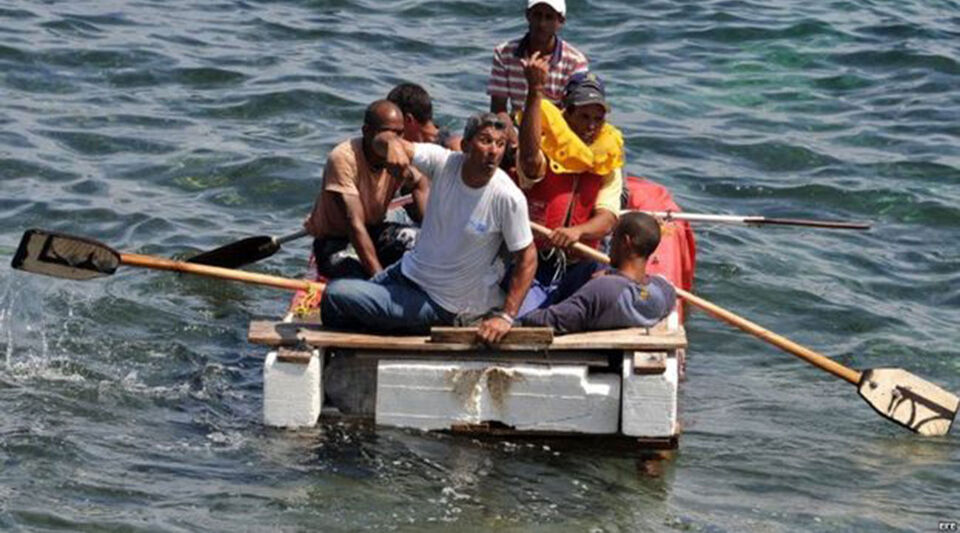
left=623, top=176, right=697, bottom=321
left=524, top=168, right=605, bottom=249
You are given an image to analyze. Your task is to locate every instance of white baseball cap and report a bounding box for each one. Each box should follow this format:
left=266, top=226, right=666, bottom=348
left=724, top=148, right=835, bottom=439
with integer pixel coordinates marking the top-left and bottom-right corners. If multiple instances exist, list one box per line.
left=527, top=0, right=566, bottom=17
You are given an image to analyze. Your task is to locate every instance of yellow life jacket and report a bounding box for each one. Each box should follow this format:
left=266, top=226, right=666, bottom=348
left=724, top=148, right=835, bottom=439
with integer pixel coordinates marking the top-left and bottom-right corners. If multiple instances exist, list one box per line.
left=521, top=99, right=624, bottom=175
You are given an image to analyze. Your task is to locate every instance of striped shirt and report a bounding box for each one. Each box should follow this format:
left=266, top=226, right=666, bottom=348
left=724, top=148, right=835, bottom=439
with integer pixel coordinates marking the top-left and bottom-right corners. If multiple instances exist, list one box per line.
left=487, top=34, right=589, bottom=112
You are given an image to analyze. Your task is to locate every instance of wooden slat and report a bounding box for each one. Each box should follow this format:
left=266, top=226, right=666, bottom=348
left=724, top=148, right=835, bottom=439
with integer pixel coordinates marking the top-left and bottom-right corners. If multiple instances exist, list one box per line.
left=276, top=348, right=313, bottom=365
left=429, top=327, right=554, bottom=345
left=248, top=321, right=687, bottom=351
left=633, top=351, right=667, bottom=375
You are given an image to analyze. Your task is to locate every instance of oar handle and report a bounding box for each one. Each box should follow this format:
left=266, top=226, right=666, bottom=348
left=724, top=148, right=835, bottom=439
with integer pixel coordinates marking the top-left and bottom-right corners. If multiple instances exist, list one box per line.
left=531, top=222, right=610, bottom=265
left=120, top=253, right=324, bottom=293
left=529, top=221, right=863, bottom=385
left=674, top=287, right=861, bottom=384
left=274, top=228, right=310, bottom=246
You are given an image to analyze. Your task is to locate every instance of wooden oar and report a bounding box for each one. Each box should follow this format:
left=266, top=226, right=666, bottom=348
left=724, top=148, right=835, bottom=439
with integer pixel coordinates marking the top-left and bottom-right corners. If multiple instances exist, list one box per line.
left=11, top=229, right=324, bottom=294
left=626, top=210, right=871, bottom=230
left=530, top=221, right=958, bottom=436
left=188, top=195, right=418, bottom=269
left=188, top=194, right=869, bottom=270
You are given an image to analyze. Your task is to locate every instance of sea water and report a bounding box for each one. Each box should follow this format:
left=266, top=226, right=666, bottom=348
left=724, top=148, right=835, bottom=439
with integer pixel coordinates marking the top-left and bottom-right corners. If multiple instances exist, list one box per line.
left=1, top=1, right=958, bottom=530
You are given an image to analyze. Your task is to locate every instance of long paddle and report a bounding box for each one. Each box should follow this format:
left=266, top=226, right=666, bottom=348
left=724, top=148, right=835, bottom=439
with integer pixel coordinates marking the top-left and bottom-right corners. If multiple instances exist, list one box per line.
left=11, top=229, right=324, bottom=294
left=187, top=228, right=308, bottom=269
left=629, top=211, right=871, bottom=230
left=530, top=221, right=957, bottom=436
left=187, top=194, right=418, bottom=269
left=188, top=193, right=870, bottom=270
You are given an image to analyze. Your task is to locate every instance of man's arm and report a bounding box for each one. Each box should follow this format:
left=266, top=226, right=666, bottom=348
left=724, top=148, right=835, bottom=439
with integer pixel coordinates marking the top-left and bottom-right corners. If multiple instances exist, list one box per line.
left=398, top=166, right=429, bottom=223
left=520, top=286, right=592, bottom=334
left=409, top=166, right=430, bottom=223
left=549, top=162, right=623, bottom=249
left=550, top=167, right=622, bottom=247
left=372, top=131, right=416, bottom=176
left=477, top=242, right=537, bottom=344
left=412, top=172, right=429, bottom=220
left=548, top=210, right=617, bottom=249
left=333, top=191, right=382, bottom=277
left=518, top=52, right=549, bottom=181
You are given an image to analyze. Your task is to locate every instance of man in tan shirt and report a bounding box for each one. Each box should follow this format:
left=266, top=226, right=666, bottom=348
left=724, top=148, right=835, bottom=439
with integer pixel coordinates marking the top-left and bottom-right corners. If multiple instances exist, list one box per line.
left=304, top=100, right=429, bottom=279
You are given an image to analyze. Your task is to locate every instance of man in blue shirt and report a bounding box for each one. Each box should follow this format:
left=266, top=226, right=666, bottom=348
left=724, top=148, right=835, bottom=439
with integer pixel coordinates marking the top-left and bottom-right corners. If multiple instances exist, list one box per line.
left=520, top=212, right=676, bottom=333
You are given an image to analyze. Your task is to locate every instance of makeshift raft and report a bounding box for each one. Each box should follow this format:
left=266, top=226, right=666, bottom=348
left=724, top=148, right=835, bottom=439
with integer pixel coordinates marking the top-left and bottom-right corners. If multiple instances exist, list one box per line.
left=249, top=314, right=687, bottom=446
left=246, top=177, right=696, bottom=448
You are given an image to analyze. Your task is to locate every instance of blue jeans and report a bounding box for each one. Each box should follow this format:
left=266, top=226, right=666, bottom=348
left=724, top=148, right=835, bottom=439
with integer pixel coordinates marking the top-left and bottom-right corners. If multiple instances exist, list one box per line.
left=320, top=263, right=455, bottom=334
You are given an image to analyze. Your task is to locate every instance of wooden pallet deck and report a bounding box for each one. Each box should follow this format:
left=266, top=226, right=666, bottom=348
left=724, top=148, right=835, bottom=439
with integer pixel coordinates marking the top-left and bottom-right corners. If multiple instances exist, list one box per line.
left=248, top=321, right=687, bottom=353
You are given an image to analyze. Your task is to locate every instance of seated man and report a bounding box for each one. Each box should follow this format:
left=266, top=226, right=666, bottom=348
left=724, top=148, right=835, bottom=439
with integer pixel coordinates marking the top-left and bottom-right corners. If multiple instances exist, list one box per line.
left=320, top=112, right=538, bottom=344
left=488, top=0, right=588, bottom=114
left=514, top=52, right=624, bottom=316
left=304, top=100, right=429, bottom=279
left=521, top=212, right=676, bottom=333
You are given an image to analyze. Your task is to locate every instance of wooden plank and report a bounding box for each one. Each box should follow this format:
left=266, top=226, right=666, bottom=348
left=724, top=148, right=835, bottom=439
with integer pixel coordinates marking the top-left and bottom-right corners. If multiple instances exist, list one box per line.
left=276, top=348, right=313, bottom=365
left=429, top=327, right=554, bottom=345
left=248, top=321, right=686, bottom=351
left=633, top=352, right=667, bottom=375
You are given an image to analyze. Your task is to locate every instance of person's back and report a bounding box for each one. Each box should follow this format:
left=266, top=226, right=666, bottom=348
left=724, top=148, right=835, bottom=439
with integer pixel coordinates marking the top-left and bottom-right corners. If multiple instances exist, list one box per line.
left=521, top=271, right=675, bottom=333
left=520, top=212, right=677, bottom=333
left=488, top=0, right=588, bottom=114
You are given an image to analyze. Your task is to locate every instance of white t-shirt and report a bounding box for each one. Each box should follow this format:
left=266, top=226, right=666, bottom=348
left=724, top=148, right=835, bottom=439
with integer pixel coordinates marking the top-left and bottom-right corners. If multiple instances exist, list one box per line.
left=401, top=143, right=533, bottom=315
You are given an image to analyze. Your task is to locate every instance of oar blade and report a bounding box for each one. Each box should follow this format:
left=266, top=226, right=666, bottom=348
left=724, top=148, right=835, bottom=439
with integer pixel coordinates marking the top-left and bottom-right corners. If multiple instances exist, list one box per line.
left=11, top=229, right=121, bottom=280
left=187, top=236, right=278, bottom=268
left=759, top=217, right=872, bottom=230
left=858, top=368, right=959, bottom=436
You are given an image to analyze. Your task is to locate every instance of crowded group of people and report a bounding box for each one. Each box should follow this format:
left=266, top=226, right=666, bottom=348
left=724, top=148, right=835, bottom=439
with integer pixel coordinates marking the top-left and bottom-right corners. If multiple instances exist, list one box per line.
left=303, top=0, right=676, bottom=344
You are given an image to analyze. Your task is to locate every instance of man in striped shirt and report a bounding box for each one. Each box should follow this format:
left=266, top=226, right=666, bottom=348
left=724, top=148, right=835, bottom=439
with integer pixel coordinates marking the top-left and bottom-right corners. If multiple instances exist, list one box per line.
left=488, top=0, right=589, bottom=114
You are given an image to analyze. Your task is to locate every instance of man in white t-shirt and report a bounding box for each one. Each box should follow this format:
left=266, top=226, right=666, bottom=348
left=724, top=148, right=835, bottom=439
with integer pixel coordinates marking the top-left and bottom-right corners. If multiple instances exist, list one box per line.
left=320, top=112, right=538, bottom=344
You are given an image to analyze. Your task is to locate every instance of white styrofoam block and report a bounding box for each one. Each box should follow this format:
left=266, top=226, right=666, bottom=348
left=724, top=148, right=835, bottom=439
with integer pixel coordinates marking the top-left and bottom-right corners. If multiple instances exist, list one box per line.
left=263, top=350, right=322, bottom=428
left=621, top=352, right=679, bottom=437
left=376, top=360, right=620, bottom=434
left=666, top=308, right=680, bottom=331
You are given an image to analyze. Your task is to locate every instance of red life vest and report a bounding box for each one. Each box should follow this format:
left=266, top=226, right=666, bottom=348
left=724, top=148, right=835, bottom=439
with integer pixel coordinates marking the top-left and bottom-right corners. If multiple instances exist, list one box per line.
left=623, top=176, right=698, bottom=322
left=524, top=167, right=605, bottom=249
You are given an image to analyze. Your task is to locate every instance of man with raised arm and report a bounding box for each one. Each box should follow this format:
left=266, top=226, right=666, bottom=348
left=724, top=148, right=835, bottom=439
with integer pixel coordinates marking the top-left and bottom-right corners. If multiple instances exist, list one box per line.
left=513, top=52, right=625, bottom=316
left=521, top=212, right=677, bottom=333
left=320, top=112, right=538, bottom=344
left=488, top=0, right=588, bottom=114
left=304, top=100, right=429, bottom=280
